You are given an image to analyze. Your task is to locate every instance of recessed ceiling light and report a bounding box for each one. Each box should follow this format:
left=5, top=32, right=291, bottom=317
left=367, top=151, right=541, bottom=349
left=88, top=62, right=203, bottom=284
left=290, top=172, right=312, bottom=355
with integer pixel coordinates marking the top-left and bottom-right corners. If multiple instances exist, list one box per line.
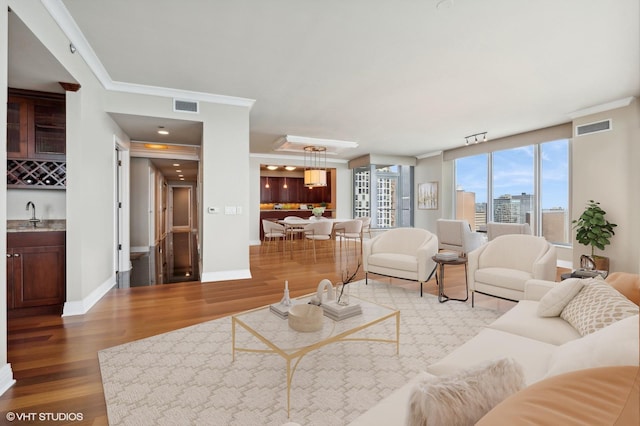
left=179, top=175, right=184, bottom=177
left=173, top=163, right=180, bottom=166
left=176, top=169, right=182, bottom=173
left=144, top=143, right=167, bottom=149
left=157, top=126, right=169, bottom=135
left=179, top=178, right=185, bottom=181
left=266, top=165, right=278, bottom=170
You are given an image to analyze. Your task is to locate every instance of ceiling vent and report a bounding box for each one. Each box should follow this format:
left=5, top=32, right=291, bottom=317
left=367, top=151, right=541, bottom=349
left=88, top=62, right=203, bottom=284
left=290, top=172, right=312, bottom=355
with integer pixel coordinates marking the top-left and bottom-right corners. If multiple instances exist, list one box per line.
left=575, top=119, right=611, bottom=137
left=173, top=99, right=199, bottom=114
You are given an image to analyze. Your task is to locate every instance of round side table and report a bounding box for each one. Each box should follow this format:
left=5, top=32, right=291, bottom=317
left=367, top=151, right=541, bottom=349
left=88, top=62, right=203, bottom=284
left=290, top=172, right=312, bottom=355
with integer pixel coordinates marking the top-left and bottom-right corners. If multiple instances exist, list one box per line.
left=430, top=256, right=469, bottom=303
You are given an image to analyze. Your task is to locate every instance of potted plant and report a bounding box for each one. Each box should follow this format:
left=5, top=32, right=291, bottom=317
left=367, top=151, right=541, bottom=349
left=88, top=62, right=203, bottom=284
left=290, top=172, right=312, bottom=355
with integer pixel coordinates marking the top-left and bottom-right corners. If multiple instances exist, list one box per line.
left=572, top=200, right=617, bottom=271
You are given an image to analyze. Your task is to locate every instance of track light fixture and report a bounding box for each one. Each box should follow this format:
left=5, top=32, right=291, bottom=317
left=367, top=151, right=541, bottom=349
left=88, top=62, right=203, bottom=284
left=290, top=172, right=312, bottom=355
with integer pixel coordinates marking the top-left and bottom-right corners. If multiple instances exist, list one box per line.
left=464, top=132, right=488, bottom=145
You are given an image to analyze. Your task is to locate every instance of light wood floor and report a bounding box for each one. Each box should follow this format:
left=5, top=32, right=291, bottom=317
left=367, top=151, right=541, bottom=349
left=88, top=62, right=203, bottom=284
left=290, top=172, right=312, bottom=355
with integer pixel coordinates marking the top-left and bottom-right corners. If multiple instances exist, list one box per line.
left=0, top=241, right=568, bottom=425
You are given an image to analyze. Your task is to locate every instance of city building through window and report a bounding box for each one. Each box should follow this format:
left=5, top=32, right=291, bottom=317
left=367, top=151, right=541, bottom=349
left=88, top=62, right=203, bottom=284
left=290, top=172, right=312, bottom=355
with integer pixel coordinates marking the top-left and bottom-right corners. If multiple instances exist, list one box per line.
left=455, top=139, right=570, bottom=245
left=353, top=164, right=413, bottom=228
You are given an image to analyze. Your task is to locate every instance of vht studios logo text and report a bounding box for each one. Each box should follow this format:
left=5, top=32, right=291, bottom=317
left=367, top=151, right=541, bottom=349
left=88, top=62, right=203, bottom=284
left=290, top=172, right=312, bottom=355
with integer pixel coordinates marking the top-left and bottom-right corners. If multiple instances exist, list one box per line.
left=6, top=411, right=84, bottom=422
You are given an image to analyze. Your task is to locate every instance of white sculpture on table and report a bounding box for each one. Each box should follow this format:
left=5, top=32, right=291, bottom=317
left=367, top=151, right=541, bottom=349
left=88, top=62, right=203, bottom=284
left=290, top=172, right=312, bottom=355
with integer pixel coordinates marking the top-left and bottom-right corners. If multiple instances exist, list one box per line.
left=279, top=280, right=293, bottom=306
left=309, top=279, right=334, bottom=306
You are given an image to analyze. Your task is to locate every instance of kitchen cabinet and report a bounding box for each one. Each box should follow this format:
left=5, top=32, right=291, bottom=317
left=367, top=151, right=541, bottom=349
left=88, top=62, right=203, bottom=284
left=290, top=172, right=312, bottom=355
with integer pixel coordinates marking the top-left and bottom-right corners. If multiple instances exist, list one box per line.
left=260, top=177, right=280, bottom=203
left=7, top=231, right=66, bottom=317
left=279, top=177, right=299, bottom=203
left=7, top=89, right=66, bottom=160
left=260, top=173, right=331, bottom=204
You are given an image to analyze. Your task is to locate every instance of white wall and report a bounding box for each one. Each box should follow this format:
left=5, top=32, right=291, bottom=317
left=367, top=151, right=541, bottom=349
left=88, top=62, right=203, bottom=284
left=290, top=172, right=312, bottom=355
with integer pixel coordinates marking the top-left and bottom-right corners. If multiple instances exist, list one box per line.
left=572, top=100, right=640, bottom=273
left=200, top=103, right=251, bottom=281
left=6, top=189, right=66, bottom=220
left=414, top=153, right=444, bottom=232
left=130, top=158, right=151, bottom=250
left=0, top=0, right=15, bottom=397
left=65, top=79, right=125, bottom=309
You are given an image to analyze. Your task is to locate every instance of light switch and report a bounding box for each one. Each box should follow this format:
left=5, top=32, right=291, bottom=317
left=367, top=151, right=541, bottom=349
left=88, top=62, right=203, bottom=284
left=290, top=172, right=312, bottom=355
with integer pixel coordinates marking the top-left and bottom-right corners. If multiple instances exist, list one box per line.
left=208, top=207, right=220, bottom=214
left=224, top=206, right=237, bottom=215
left=236, top=206, right=242, bottom=215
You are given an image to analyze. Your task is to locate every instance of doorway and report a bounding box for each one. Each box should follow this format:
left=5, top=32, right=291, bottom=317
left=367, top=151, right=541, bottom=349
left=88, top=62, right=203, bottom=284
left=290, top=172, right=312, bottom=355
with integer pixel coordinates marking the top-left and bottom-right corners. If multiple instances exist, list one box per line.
left=129, top=158, right=200, bottom=287
left=166, top=185, right=198, bottom=282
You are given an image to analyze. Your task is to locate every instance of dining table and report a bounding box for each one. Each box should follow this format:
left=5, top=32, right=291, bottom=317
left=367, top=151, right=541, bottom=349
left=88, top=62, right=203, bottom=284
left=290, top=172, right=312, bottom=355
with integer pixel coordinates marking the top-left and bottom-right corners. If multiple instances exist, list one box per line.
left=278, top=217, right=351, bottom=258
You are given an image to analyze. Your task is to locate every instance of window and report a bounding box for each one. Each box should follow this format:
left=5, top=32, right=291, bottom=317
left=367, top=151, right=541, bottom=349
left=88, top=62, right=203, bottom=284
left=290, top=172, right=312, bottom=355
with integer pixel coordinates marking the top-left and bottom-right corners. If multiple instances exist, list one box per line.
left=353, top=164, right=413, bottom=228
left=540, top=139, right=570, bottom=245
left=454, top=139, right=570, bottom=244
left=492, top=146, right=534, bottom=225
left=454, top=154, right=488, bottom=231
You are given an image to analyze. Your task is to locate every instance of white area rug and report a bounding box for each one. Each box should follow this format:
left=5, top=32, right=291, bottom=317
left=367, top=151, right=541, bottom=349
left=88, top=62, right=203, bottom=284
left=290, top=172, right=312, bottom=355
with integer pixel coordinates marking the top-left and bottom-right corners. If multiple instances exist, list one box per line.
left=98, top=280, right=501, bottom=425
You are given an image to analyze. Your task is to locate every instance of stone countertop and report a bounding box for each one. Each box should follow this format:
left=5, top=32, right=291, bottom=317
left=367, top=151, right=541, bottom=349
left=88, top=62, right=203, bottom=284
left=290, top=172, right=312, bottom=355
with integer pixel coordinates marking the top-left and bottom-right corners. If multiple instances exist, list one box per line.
left=7, top=219, right=66, bottom=233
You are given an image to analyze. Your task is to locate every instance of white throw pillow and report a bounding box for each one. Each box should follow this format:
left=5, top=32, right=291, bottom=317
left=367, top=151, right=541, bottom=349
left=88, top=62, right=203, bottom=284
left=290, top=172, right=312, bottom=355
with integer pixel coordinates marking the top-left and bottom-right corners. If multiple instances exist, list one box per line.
left=546, top=314, right=639, bottom=378
left=407, top=358, right=525, bottom=426
left=537, top=278, right=585, bottom=317
left=560, top=278, right=639, bottom=336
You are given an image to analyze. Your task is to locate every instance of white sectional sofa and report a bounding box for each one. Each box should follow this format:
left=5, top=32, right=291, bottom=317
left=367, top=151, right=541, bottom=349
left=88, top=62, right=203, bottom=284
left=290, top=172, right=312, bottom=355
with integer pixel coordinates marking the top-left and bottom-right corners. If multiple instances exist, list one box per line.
left=349, top=274, right=640, bottom=425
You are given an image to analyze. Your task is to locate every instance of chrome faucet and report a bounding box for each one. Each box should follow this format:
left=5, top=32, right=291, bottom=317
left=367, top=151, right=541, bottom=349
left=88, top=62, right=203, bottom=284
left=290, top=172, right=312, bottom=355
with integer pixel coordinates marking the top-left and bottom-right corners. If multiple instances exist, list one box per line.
left=26, top=201, right=40, bottom=227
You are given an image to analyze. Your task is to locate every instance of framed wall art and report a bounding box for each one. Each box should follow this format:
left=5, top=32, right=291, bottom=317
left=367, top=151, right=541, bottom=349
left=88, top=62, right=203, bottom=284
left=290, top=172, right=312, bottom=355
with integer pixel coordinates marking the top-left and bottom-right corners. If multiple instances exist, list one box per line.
left=418, top=182, right=438, bottom=210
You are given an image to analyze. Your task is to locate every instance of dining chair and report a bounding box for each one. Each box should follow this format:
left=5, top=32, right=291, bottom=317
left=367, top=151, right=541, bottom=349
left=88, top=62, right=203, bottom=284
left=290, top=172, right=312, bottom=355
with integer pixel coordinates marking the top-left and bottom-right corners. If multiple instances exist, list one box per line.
left=303, top=220, right=334, bottom=262
left=334, top=219, right=364, bottom=260
left=283, top=216, right=306, bottom=241
left=261, top=219, right=286, bottom=253
left=358, top=216, right=372, bottom=239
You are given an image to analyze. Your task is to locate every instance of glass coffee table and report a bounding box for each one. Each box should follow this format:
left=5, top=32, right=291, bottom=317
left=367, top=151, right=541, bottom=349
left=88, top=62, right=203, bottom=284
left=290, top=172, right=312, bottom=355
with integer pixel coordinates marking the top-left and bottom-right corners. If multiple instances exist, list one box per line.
left=231, top=294, right=400, bottom=416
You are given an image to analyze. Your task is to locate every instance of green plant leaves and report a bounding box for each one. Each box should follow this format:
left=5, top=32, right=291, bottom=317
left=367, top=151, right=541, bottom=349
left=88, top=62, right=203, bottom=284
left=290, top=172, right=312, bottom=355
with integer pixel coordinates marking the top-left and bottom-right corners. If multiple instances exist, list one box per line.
left=572, top=200, right=617, bottom=256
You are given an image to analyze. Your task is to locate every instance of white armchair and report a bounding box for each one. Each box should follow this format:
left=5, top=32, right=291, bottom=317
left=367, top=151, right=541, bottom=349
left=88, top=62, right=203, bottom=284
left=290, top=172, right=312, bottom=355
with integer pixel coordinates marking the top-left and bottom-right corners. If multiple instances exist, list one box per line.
left=486, top=222, right=531, bottom=241
left=436, top=219, right=486, bottom=256
left=363, top=227, right=438, bottom=297
left=467, top=234, right=557, bottom=306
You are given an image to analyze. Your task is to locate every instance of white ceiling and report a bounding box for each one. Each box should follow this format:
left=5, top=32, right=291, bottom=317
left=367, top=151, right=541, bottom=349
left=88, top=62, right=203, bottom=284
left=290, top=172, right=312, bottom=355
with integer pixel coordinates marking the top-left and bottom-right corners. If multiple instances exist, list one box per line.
left=9, top=0, right=640, bottom=162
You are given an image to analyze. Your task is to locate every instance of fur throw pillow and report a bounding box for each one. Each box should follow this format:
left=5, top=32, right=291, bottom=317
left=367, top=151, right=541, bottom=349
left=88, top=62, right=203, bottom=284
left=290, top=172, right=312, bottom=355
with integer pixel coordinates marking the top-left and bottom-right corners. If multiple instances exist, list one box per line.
left=407, top=358, right=525, bottom=426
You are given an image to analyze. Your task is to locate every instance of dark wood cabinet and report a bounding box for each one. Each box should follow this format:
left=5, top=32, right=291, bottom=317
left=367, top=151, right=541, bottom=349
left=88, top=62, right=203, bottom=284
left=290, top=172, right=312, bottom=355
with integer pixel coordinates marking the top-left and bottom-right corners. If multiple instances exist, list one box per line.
left=260, top=177, right=280, bottom=203
left=7, top=89, right=67, bottom=189
left=7, top=99, right=29, bottom=158
left=7, top=89, right=66, bottom=160
left=7, top=231, right=66, bottom=317
left=260, top=172, right=331, bottom=204
left=279, top=177, right=299, bottom=203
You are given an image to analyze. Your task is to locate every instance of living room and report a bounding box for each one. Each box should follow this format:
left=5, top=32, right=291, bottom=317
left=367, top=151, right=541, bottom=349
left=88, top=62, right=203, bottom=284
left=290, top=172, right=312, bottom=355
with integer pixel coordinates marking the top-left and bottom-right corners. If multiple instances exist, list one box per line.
left=1, top=0, right=639, bottom=424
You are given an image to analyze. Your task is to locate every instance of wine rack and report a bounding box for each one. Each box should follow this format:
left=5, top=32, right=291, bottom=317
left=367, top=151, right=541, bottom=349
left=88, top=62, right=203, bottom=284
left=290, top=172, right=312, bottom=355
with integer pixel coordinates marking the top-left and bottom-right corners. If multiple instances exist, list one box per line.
left=7, top=159, right=66, bottom=189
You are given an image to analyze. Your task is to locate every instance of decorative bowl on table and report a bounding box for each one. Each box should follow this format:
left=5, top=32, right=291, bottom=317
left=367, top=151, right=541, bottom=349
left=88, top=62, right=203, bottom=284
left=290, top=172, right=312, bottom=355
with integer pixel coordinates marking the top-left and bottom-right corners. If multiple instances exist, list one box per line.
left=288, top=304, right=324, bottom=332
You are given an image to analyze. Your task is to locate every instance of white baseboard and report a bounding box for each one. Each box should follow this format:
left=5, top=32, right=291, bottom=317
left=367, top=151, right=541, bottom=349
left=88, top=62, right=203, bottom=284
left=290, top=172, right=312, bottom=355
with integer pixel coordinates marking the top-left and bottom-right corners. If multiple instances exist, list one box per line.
left=557, top=260, right=573, bottom=269
left=130, top=246, right=150, bottom=253
left=63, top=275, right=116, bottom=317
left=201, top=269, right=252, bottom=282
left=0, top=364, right=15, bottom=397
left=249, top=240, right=261, bottom=246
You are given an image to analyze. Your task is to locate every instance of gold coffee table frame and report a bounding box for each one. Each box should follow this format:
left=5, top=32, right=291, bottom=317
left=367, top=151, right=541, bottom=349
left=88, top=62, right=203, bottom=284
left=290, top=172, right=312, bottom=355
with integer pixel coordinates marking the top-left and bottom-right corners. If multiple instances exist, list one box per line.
left=231, top=295, right=400, bottom=417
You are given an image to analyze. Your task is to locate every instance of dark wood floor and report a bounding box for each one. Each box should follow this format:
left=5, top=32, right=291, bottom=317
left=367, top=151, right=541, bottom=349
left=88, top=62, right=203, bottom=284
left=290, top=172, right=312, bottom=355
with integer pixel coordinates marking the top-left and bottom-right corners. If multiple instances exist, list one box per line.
left=0, top=241, right=567, bottom=425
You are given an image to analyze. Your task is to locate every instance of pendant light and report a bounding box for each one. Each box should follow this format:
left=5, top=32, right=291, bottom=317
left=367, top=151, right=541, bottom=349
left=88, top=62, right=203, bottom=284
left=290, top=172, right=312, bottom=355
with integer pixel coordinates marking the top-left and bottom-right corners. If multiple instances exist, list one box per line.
left=303, top=146, right=327, bottom=187
left=265, top=176, right=270, bottom=188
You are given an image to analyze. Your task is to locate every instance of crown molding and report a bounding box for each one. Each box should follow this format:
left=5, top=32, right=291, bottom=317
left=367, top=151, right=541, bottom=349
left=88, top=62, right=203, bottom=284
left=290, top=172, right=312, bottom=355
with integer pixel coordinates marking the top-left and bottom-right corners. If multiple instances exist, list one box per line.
left=567, top=97, right=635, bottom=119
left=416, top=150, right=442, bottom=160
left=250, top=152, right=348, bottom=164
left=41, top=0, right=255, bottom=109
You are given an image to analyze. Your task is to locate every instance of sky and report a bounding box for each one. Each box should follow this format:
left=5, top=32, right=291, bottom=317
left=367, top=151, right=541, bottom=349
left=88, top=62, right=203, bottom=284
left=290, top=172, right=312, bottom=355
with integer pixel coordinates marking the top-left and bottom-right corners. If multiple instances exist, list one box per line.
left=455, top=139, right=569, bottom=209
